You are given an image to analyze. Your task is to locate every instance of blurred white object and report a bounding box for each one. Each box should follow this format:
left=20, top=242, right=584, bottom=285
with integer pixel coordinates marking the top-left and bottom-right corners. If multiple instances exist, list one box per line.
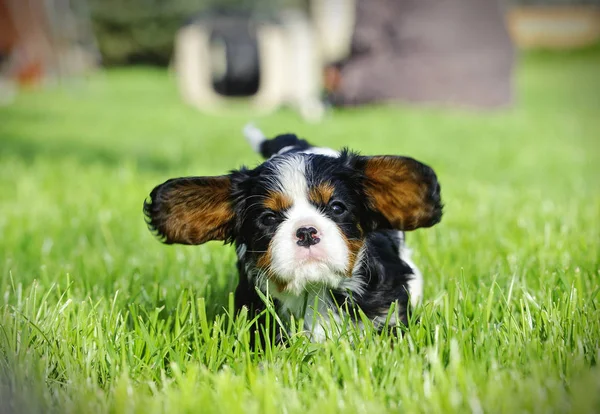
left=174, top=2, right=357, bottom=123
left=174, top=9, right=325, bottom=122
left=243, top=123, right=266, bottom=153
left=0, top=76, right=17, bottom=106
left=507, top=6, right=600, bottom=49
left=310, top=0, right=356, bottom=65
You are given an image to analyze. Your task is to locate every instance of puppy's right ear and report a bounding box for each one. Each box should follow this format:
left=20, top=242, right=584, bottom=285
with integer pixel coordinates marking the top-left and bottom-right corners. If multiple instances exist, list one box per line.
left=143, top=176, right=234, bottom=245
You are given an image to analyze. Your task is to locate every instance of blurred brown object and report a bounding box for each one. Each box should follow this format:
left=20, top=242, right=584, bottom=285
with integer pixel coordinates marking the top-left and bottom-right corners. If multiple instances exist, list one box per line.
left=175, top=9, right=326, bottom=122
left=0, top=0, right=17, bottom=52
left=324, top=66, right=342, bottom=94
left=0, top=0, right=54, bottom=86
left=330, top=0, right=515, bottom=109
left=0, top=0, right=98, bottom=91
left=507, top=6, right=600, bottom=49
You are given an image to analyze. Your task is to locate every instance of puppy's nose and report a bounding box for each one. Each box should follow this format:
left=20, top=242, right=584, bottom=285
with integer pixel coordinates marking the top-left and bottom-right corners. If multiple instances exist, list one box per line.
left=296, top=226, right=320, bottom=247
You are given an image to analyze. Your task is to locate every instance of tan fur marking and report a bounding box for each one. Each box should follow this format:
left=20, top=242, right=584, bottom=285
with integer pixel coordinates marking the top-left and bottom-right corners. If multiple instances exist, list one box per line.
left=256, top=246, right=287, bottom=292
left=263, top=191, right=293, bottom=212
left=159, top=176, right=233, bottom=244
left=308, top=182, right=335, bottom=205
left=364, top=157, right=434, bottom=231
left=256, top=248, right=272, bottom=269
left=342, top=235, right=364, bottom=277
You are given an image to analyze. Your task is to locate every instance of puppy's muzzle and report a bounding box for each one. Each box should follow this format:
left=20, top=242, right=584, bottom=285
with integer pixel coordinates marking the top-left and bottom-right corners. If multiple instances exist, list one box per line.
left=296, top=226, right=320, bottom=247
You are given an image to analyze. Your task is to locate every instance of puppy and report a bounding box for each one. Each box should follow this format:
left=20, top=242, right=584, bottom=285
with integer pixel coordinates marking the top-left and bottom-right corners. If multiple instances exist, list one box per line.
left=144, top=126, right=442, bottom=341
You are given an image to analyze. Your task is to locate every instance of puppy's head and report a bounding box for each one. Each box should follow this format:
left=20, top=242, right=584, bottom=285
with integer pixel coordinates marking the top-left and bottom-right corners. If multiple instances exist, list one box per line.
left=144, top=151, right=442, bottom=295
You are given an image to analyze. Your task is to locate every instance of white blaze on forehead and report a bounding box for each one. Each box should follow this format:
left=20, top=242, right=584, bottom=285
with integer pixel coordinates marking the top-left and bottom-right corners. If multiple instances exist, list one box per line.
left=276, top=146, right=340, bottom=158
left=273, top=154, right=309, bottom=202
left=301, top=147, right=340, bottom=157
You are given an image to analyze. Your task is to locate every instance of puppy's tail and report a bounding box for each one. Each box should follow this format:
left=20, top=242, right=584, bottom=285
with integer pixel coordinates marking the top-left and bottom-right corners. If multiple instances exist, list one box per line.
left=243, top=123, right=311, bottom=159
left=243, top=123, right=267, bottom=155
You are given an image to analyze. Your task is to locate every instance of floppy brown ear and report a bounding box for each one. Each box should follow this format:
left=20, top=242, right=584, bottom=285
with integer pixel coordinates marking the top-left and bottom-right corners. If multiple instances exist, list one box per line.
left=356, top=155, right=443, bottom=231
left=143, top=176, right=234, bottom=245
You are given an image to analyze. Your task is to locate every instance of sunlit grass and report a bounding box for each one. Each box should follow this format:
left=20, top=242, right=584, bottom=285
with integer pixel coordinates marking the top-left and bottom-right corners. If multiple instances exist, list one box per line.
left=0, top=49, right=599, bottom=413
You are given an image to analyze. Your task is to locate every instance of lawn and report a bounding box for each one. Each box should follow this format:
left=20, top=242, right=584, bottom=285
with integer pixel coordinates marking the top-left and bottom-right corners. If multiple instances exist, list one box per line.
left=1, top=48, right=599, bottom=414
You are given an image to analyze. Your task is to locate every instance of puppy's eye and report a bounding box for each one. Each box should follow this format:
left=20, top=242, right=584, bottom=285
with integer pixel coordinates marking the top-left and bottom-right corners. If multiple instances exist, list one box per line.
left=261, top=212, right=279, bottom=226
left=330, top=201, right=347, bottom=215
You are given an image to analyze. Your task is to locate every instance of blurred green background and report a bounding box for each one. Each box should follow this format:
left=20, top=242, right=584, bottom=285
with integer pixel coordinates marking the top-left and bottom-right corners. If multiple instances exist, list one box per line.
left=1, top=1, right=599, bottom=412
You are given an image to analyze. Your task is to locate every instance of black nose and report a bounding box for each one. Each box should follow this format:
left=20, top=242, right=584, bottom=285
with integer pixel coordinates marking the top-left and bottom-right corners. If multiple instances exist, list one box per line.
left=296, top=226, right=320, bottom=247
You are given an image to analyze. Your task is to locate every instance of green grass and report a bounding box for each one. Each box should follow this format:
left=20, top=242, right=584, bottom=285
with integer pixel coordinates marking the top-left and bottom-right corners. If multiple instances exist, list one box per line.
left=1, top=49, right=599, bottom=413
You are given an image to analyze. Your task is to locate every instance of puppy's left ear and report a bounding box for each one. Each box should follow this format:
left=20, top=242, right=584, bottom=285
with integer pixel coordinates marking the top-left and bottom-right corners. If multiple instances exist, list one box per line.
left=354, top=155, right=443, bottom=231
left=143, top=176, right=234, bottom=245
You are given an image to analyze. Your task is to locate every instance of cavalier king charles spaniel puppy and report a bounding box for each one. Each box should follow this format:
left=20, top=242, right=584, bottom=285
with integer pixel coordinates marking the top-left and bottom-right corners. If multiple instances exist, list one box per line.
left=144, top=125, right=442, bottom=342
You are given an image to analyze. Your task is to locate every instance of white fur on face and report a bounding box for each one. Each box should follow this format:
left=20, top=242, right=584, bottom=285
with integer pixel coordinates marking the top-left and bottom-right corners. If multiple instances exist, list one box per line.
left=268, top=155, right=349, bottom=295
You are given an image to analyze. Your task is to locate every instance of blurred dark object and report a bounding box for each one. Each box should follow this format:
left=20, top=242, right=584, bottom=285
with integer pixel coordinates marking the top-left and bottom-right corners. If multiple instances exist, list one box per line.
left=207, top=11, right=261, bottom=97
left=329, top=0, right=515, bottom=109
left=0, top=0, right=98, bottom=102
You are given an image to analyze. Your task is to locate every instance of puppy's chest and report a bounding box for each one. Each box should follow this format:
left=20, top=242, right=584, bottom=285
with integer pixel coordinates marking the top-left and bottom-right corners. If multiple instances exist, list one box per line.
left=274, top=289, right=327, bottom=317
left=271, top=287, right=344, bottom=342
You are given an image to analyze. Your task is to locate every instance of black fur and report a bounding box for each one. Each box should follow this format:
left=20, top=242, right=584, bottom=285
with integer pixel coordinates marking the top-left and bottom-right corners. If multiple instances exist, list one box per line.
left=331, top=231, right=414, bottom=324
left=259, top=134, right=311, bottom=158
